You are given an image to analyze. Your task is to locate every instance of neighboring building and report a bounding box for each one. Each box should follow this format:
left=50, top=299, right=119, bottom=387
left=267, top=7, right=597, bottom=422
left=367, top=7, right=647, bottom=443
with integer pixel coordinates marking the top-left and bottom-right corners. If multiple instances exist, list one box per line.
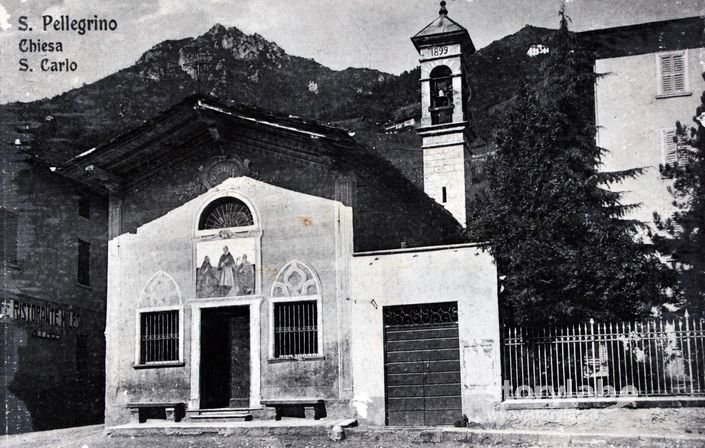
left=526, top=44, right=549, bottom=57
left=583, top=17, right=705, bottom=229
left=0, top=115, right=108, bottom=433
left=383, top=116, right=420, bottom=133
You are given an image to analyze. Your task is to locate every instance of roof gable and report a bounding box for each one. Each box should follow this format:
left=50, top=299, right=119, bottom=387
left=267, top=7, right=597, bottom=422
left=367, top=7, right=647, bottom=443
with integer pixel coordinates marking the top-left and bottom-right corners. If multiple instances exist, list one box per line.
left=414, top=14, right=467, bottom=39
left=58, top=95, right=464, bottom=243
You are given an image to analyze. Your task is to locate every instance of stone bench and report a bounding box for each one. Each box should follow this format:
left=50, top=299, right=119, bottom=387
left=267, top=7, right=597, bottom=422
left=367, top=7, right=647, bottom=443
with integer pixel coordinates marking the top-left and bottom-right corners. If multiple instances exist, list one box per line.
left=127, top=402, right=185, bottom=423
left=260, top=398, right=325, bottom=420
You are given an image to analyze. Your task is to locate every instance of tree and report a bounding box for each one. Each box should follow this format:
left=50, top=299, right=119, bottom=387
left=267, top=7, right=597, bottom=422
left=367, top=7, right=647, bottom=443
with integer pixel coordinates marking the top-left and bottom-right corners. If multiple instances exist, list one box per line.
left=467, top=8, right=676, bottom=326
left=653, top=81, right=705, bottom=315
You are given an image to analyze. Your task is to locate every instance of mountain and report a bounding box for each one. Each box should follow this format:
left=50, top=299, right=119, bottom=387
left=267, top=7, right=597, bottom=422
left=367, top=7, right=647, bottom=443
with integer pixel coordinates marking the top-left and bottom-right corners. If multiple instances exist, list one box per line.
left=2, top=23, right=558, bottom=185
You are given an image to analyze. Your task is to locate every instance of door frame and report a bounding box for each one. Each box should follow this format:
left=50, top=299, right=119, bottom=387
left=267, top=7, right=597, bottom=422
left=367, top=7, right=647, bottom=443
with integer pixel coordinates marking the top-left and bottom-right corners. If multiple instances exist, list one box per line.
left=189, top=297, right=262, bottom=410
left=381, top=301, right=462, bottom=426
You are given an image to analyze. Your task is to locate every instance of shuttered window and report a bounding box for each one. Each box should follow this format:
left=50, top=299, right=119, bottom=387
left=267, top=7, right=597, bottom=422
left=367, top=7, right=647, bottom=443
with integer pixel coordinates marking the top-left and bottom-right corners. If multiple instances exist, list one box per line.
left=662, top=129, right=678, bottom=167
left=659, top=52, right=687, bottom=96
left=140, top=310, right=180, bottom=363
left=0, top=209, right=18, bottom=264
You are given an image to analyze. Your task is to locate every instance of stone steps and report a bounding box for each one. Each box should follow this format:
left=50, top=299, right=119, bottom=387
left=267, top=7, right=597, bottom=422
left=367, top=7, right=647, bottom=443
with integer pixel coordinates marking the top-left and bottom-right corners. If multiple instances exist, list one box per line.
left=187, top=408, right=253, bottom=422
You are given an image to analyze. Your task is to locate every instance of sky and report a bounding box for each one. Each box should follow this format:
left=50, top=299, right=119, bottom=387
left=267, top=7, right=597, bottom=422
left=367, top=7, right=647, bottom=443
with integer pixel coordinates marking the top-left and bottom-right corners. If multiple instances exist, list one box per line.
left=0, top=0, right=703, bottom=104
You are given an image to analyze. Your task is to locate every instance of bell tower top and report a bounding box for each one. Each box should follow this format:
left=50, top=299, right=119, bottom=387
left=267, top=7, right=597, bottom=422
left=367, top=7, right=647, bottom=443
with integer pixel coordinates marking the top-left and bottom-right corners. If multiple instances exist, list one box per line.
left=411, top=1, right=475, bottom=53
left=411, top=0, right=475, bottom=130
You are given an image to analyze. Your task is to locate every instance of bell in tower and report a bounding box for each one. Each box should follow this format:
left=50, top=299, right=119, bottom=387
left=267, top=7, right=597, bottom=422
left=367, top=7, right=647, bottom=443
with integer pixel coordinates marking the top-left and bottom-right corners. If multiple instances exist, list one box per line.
left=411, top=0, right=476, bottom=227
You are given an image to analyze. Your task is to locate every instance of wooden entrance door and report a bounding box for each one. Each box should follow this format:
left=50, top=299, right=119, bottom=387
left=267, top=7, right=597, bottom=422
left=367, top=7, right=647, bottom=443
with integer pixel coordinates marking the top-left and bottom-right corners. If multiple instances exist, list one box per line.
left=383, top=302, right=462, bottom=426
left=200, top=306, right=250, bottom=409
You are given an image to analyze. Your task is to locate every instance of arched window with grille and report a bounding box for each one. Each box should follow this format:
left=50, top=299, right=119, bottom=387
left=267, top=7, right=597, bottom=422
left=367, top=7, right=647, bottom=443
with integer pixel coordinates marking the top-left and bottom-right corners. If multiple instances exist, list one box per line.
left=269, top=260, right=322, bottom=359
left=198, top=197, right=254, bottom=230
left=429, top=65, right=454, bottom=125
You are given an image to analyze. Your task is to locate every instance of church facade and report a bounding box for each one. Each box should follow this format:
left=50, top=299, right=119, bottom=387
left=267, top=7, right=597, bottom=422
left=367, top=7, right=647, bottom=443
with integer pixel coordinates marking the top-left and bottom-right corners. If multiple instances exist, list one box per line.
left=60, top=93, right=499, bottom=426
left=54, top=2, right=501, bottom=427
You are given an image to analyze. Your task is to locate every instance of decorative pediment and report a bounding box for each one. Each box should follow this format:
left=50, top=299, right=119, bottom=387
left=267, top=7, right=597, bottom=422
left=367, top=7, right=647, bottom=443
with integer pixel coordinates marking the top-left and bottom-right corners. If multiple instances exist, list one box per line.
left=139, top=271, right=182, bottom=307
left=200, top=155, right=252, bottom=189
left=271, top=260, right=320, bottom=298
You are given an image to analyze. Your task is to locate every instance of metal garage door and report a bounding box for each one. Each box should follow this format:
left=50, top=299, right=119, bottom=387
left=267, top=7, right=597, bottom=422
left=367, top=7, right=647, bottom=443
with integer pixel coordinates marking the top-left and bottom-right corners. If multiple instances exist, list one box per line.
left=383, top=302, right=462, bottom=426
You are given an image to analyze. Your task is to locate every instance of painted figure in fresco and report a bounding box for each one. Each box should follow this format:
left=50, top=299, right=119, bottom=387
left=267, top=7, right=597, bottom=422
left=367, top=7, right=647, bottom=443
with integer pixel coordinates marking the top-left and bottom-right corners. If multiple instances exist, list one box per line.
left=197, top=256, right=218, bottom=297
left=217, top=246, right=236, bottom=296
left=232, top=256, right=242, bottom=296
left=239, top=254, right=255, bottom=295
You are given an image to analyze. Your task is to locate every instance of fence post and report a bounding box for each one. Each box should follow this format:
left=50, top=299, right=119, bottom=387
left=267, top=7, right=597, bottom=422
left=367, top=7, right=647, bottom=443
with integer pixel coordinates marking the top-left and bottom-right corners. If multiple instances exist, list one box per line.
left=589, top=318, right=596, bottom=397
left=684, top=310, right=695, bottom=396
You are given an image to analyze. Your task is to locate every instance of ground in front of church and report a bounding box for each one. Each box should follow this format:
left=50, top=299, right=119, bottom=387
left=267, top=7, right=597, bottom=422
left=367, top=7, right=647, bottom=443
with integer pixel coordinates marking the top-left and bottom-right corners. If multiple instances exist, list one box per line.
left=3, top=413, right=705, bottom=448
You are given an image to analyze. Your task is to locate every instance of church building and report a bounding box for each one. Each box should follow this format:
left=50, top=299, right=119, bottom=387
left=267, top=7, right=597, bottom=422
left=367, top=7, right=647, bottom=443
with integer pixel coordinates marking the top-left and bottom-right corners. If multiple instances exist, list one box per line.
left=58, top=2, right=500, bottom=427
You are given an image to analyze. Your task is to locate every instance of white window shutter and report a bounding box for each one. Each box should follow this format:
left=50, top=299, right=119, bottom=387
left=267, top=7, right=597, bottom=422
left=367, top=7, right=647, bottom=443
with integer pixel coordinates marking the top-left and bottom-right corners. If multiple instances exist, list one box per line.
left=660, top=55, right=674, bottom=94
left=673, top=54, right=686, bottom=92
left=662, top=129, right=678, bottom=166
left=659, top=53, right=687, bottom=95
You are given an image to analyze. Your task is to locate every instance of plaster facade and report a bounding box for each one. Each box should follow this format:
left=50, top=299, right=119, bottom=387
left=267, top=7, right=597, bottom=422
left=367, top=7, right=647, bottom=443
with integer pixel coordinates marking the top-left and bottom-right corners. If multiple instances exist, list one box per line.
left=350, top=244, right=500, bottom=425
left=105, top=176, right=356, bottom=425
left=595, top=47, right=705, bottom=228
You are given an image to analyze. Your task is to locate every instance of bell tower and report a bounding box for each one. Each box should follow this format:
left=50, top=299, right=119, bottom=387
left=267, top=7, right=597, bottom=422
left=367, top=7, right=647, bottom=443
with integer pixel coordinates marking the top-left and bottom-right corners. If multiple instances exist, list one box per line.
left=411, top=1, right=475, bottom=227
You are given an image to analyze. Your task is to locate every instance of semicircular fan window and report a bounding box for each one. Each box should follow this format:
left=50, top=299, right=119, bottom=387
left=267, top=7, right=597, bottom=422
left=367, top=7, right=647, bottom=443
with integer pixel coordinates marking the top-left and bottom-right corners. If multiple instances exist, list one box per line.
left=199, top=197, right=254, bottom=230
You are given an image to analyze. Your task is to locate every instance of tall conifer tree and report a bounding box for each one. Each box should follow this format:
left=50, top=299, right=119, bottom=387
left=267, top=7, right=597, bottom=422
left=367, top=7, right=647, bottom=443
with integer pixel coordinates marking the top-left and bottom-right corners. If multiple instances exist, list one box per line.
left=468, top=7, right=675, bottom=326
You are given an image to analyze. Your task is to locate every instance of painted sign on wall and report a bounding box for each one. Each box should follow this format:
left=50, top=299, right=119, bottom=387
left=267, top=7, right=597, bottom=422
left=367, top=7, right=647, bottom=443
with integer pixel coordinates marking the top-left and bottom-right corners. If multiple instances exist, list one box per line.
left=0, top=299, right=82, bottom=329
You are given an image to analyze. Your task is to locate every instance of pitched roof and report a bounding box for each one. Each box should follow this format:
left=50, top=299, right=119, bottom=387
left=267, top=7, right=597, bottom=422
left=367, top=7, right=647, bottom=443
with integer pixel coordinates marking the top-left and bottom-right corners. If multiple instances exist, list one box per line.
left=579, top=16, right=704, bottom=59
left=58, top=94, right=464, bottom=239
left=411, top=3, right=476, bottom=52
left=414, top=14, right=467, bottom=39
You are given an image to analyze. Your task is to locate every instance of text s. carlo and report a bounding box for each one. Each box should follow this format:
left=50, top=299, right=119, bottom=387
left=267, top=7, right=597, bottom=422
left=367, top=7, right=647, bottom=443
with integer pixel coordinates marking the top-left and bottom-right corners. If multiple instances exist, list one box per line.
left=17, top=15, right=118, bottom=73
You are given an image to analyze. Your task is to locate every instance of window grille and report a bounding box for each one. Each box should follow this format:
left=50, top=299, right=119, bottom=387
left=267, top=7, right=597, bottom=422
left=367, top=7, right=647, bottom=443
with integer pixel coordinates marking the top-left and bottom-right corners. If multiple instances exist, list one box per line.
left=273, top=300, right=318, bottom=358
left=0, top=209, right=18, bottom=264
left=659, top=52, right=687, bottom=96
left=140, top=310, right=180, bottom=363
left=199, top=197, right=253, bottom=230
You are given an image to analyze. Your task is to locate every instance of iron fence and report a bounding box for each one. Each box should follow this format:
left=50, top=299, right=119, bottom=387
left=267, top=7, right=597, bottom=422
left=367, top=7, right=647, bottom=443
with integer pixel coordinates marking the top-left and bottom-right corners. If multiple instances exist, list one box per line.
left=502, top=314, right=705, bottom=400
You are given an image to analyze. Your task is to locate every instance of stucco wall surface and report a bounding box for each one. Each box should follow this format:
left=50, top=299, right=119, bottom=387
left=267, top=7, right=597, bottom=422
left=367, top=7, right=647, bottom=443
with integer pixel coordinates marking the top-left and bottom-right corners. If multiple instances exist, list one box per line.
left=595, top=48, right=705, bottom=228
left=349, top=244, right=499, bottom=425
left=105, top=177, right=350, bottom=425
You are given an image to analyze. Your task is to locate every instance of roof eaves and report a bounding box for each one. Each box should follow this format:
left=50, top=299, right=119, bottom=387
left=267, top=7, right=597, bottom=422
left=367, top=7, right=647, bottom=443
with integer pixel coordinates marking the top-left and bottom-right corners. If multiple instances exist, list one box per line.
left=195, top=99, right=331, bottom=140
left=61, top=96, right=199, bottom=168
